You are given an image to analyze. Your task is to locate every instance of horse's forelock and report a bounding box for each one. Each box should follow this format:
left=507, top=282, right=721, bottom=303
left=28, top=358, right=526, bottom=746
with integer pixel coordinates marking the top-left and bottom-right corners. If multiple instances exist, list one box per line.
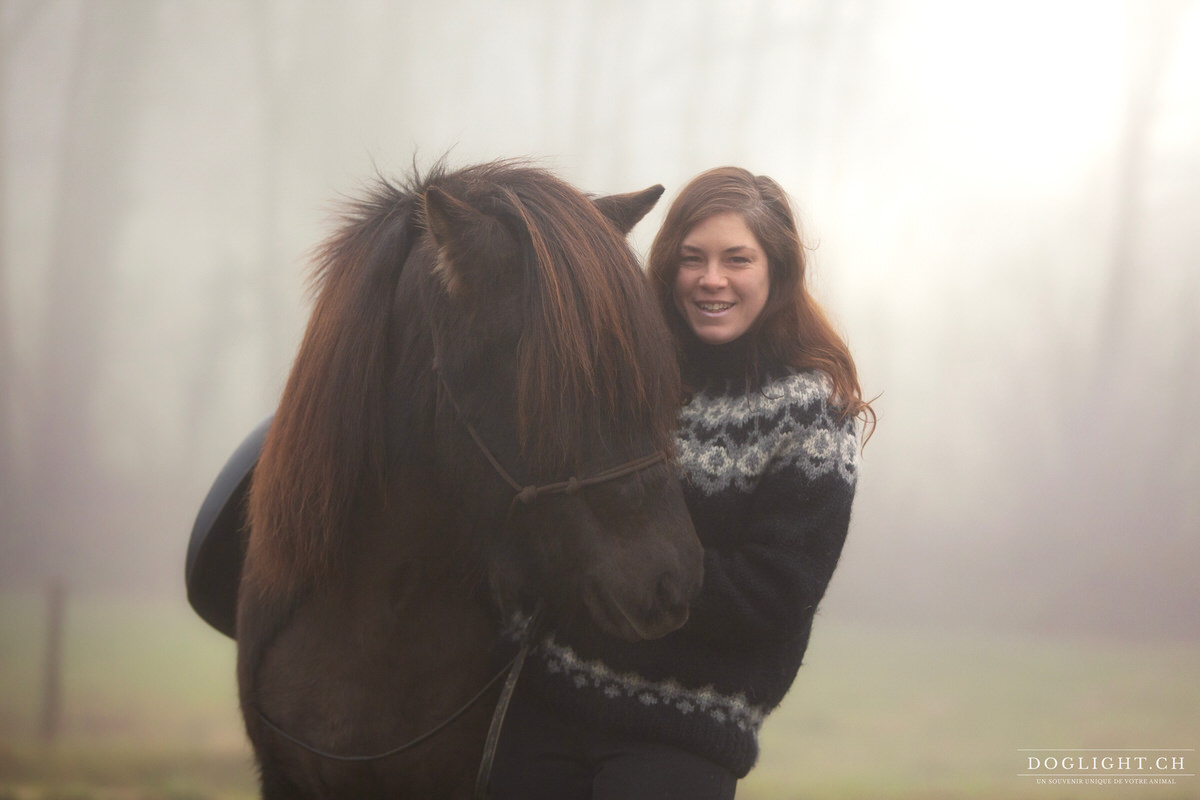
left=498, top=171, right=680, bottom=468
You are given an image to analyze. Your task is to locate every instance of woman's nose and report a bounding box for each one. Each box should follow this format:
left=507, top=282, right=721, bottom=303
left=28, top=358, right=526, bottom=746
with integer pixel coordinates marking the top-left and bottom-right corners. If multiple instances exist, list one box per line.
left=698, top=263, right=725, bottom=288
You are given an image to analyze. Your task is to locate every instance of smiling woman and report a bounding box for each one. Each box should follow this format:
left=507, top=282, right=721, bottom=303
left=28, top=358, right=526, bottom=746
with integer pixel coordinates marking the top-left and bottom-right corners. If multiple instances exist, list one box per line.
left=672, top=211, right=771, bottom=345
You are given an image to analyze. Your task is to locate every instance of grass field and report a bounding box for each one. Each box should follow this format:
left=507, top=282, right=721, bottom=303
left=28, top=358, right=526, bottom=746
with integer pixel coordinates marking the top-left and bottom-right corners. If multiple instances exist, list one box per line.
left=1, top=591, right=1196, bottom=799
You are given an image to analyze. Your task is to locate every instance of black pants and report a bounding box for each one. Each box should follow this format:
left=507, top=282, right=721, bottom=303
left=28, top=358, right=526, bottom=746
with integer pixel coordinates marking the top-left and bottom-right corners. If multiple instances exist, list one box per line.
left=488, top=689, right=738, bottom=800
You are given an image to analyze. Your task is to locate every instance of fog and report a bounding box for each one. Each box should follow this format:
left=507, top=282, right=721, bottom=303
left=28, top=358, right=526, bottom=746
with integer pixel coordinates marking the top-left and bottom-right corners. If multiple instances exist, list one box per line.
left=2, top=0, right=1198, bottom=642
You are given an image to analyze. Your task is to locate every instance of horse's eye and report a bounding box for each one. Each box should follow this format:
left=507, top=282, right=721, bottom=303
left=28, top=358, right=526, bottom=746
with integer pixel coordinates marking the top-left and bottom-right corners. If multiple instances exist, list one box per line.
left=588, top=465, right=665, bottom=518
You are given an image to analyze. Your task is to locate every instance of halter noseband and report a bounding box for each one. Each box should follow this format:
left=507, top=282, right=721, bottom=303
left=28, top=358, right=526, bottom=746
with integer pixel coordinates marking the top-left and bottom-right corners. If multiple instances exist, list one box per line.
left=430, top=352, right=667, bottom=517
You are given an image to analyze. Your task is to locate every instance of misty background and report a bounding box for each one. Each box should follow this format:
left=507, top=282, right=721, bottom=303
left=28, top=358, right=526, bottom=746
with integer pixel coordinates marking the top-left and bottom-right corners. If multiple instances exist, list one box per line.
left=2, top=0, right=1198, bottom=650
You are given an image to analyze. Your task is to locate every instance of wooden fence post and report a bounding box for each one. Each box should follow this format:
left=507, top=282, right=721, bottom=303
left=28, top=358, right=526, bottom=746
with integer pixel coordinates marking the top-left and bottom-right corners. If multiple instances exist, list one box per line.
left=41, top=579, right=65, bottom=743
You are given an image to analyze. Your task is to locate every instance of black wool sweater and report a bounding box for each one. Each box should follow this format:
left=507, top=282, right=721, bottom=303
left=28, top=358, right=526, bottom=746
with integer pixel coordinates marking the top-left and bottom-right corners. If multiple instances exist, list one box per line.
left=520, top=343, right=861, bottom=777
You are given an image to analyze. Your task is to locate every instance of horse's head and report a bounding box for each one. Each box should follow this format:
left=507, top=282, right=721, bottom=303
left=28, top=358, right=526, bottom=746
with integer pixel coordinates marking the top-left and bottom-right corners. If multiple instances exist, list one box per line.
left=249, top=161, right=701, bottom=643
left=413, top=163, right=703, bottom=641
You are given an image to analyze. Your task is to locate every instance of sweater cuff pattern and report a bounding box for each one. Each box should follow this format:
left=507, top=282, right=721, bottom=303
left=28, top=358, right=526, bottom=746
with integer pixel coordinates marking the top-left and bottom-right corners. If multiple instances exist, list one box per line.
left=537, top=634, right=768, bottom=734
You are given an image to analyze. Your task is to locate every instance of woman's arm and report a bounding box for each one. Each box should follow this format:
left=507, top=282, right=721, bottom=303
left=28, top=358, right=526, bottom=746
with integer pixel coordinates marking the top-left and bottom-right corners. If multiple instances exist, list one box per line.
left=677, top=381, right=860, bottom=648
left=684, top=466, right=855, bottom=647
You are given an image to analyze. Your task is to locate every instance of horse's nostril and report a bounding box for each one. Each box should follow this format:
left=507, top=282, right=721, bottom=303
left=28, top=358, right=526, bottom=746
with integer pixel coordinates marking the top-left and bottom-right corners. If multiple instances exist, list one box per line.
left=656, top=571, right=680, bottom=607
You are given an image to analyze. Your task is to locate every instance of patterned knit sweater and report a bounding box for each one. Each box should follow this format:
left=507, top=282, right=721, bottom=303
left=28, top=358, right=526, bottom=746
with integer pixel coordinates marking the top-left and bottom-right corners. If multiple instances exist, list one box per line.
left=520, top=347, right=861, bottom=778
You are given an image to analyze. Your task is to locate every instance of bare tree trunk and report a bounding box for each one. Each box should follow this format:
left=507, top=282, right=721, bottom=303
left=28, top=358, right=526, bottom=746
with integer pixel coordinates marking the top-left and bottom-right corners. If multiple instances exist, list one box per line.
left=181, top=2, right=288, bottom=466
left=25, top=3, right=154, bottom=580
left=0, top=1, right=12, bottom=516
left=1094, top=0, right=1189, bottom=367
left=40, top=580, right=65, bottom=743
left=251, top=2, right=291, bottom=381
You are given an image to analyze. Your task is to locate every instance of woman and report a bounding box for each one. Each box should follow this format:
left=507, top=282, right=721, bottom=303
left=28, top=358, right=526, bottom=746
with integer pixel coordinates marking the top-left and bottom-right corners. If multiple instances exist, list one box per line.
left=490, top=167, right=875, bottom=799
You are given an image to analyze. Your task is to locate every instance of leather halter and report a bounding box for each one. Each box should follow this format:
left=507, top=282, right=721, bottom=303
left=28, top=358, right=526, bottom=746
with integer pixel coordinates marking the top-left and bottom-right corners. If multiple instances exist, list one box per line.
left=426, top=324, right=671, bottom=796
left=427, top=291, right=670, bottom=518
left=432, top=353, right=667, bottom=518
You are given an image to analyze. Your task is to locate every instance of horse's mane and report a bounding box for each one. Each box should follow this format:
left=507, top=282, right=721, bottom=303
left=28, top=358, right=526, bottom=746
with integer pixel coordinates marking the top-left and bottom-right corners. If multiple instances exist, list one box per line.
left=244, top=161, right=678, bottom=593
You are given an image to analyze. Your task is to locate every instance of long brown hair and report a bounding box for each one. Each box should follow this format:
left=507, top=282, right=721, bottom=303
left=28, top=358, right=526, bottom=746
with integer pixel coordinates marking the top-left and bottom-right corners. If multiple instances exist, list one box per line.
left=648, top=166, right=875, bottom=438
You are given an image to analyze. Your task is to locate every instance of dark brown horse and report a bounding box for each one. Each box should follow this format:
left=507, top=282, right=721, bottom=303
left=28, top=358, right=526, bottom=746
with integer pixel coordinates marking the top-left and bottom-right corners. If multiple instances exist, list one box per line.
left=236, top=161, right=703, bottom=799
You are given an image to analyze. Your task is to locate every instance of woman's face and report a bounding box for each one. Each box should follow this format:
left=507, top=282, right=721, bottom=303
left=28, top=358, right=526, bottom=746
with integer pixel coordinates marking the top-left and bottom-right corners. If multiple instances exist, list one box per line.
left=672, top=212, right=770, bottom=345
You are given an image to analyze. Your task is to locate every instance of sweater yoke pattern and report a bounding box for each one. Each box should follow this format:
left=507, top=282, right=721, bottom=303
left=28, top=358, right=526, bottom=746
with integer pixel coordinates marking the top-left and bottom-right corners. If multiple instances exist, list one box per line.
left=676, top=370, right=859, bottom=495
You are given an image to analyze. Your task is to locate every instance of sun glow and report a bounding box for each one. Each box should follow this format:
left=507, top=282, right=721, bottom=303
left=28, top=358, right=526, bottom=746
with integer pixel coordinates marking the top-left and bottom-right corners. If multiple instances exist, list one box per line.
left=899, top=1, right=1126, bottom=178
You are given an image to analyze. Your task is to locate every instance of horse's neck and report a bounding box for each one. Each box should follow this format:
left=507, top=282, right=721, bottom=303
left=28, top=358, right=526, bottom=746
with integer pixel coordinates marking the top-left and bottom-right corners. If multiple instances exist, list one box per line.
left=353, top=476, right=490, bottom=604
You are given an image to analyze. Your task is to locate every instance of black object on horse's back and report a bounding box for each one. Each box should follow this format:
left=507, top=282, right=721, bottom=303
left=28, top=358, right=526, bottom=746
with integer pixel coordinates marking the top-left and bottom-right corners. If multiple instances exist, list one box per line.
left=185, top=416, right=271, bottom=638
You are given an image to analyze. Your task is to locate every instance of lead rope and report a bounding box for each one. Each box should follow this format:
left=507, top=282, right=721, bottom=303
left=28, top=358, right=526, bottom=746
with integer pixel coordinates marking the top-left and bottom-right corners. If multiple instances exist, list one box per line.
left=256, top=664, right=509, bottom=762
left=255, top=600, right=543, bottom=781
left=474, top=601, right=543, bottom=799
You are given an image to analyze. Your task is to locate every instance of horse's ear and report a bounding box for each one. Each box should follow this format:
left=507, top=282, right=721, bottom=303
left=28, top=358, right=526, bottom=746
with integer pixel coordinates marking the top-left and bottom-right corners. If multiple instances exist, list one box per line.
left=593, top=185, right=665, bottom=235
left=423, top=185, right=517, bottom=296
